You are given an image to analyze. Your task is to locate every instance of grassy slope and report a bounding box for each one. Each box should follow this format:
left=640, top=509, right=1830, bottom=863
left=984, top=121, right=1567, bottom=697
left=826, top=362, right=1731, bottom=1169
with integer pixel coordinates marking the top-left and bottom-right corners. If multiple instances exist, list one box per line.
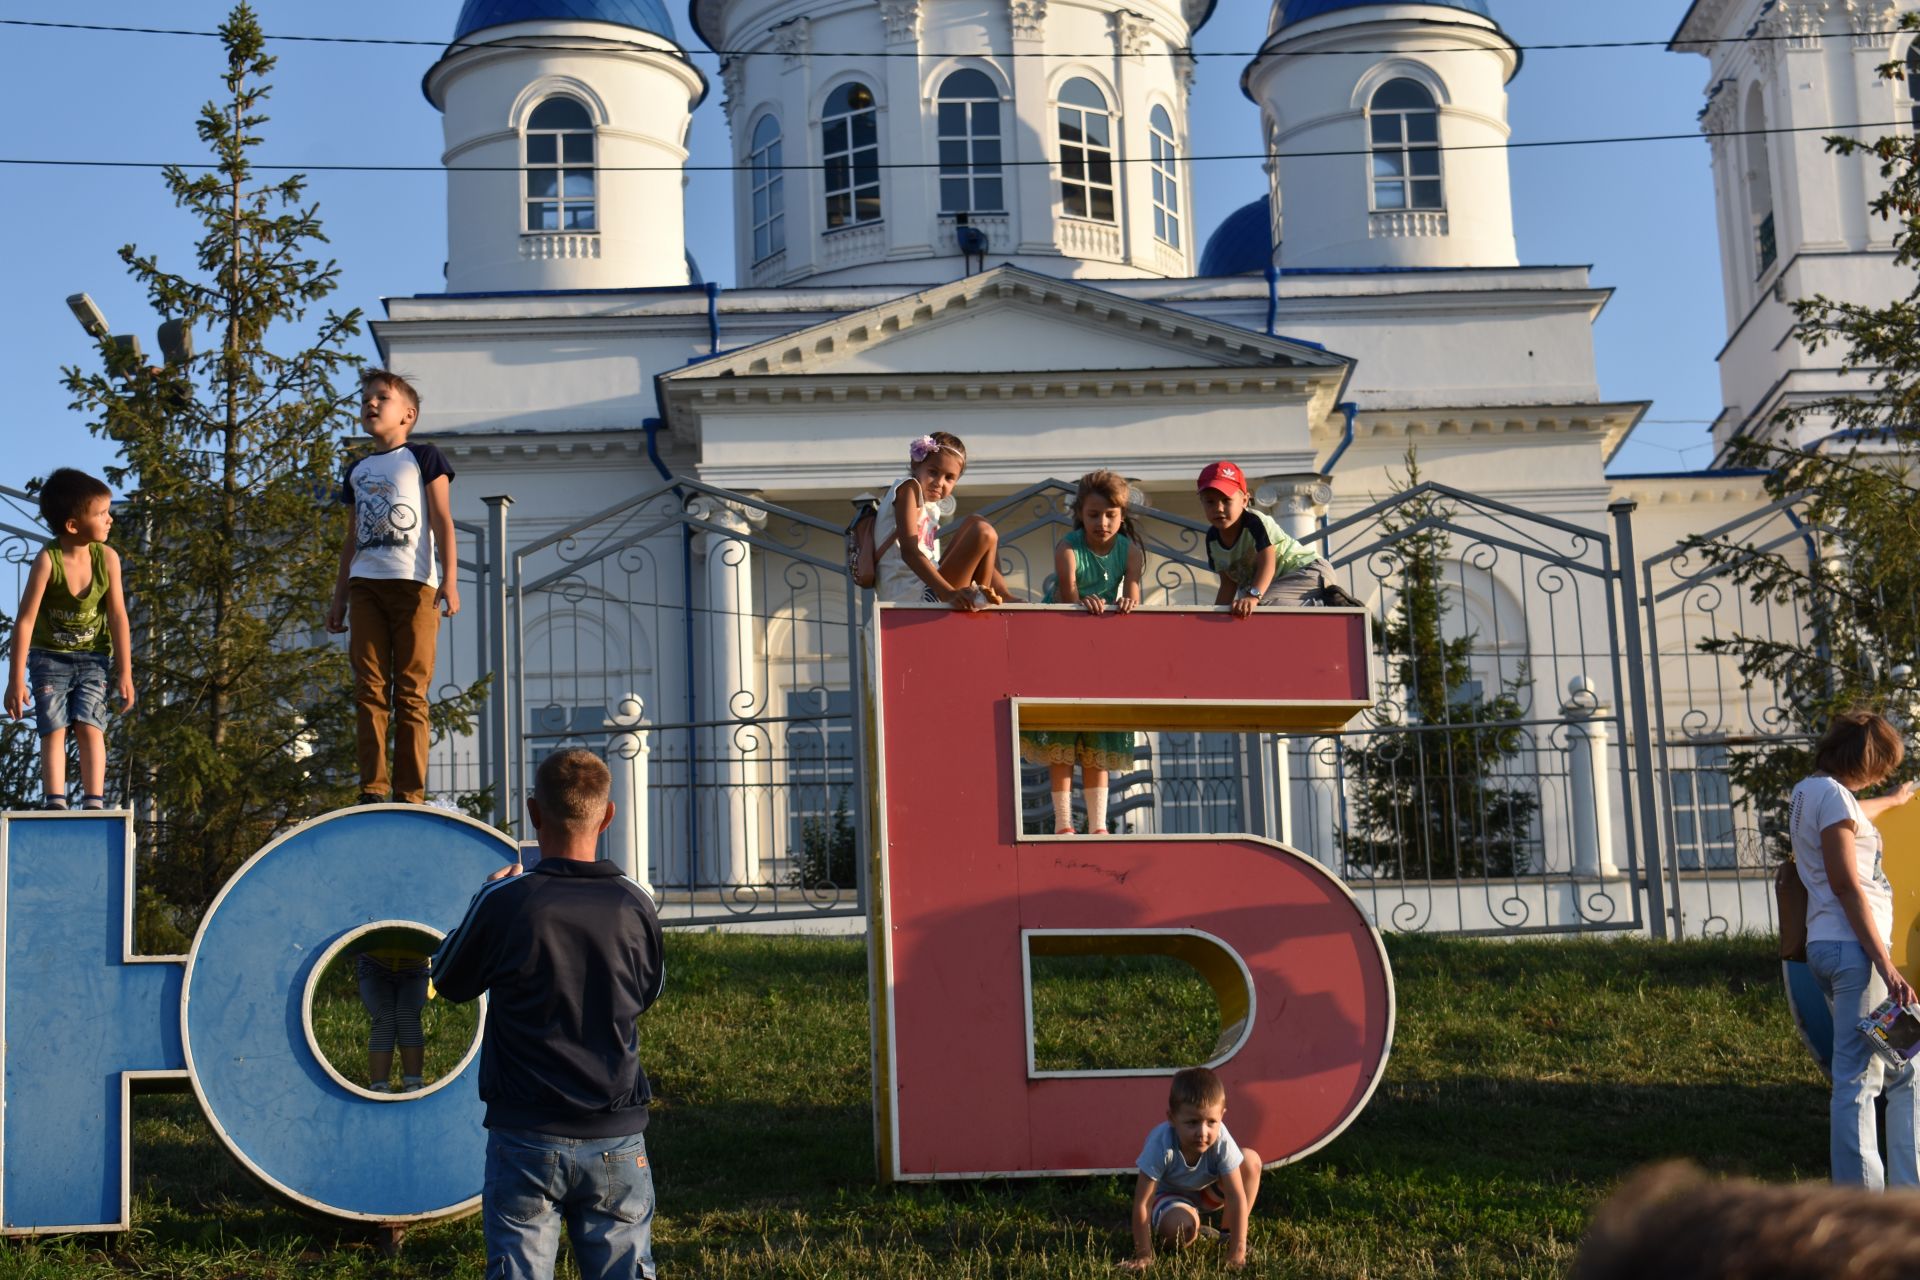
left=0, top=934, right=1821, bottom=1279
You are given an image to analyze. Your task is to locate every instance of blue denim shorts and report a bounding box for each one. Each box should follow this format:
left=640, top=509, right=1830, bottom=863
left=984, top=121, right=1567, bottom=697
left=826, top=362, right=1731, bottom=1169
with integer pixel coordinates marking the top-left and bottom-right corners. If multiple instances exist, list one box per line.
left=26, top=648, right=111, bottom=738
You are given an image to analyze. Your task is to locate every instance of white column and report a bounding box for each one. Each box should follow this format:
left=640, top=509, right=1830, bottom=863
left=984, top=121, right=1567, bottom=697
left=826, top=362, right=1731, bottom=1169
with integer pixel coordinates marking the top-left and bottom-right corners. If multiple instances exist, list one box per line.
left=696, top=502, right=764, bottom=887
left=1254, top=473, right=1335, bottom=860
left=1561, top=675, right=1619, bottom=880
left=604, top=694, right=653, bottom=892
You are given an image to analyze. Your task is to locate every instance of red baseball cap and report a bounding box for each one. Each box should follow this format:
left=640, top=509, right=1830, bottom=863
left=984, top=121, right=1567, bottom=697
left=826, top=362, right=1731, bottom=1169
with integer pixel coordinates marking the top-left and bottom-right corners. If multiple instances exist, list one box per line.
left=1196, top=460, right=1248, bottom=497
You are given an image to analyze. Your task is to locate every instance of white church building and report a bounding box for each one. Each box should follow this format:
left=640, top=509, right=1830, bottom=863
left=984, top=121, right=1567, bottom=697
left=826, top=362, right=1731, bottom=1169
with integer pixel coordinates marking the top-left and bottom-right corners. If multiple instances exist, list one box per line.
left=369, top=0, right=1903, bottom=936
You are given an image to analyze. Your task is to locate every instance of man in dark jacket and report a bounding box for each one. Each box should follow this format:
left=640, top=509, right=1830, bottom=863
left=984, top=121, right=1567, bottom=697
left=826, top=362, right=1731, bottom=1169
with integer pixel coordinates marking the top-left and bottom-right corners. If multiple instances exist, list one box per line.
left=433, top=748, right=664, bottom=1280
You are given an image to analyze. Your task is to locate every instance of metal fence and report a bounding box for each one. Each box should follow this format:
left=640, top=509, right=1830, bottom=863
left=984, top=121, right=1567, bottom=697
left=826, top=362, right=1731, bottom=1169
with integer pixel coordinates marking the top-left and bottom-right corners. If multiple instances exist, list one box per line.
left=0, top=465, right=1801, bottom=939
left=399, top=477, right=1833, bottom=938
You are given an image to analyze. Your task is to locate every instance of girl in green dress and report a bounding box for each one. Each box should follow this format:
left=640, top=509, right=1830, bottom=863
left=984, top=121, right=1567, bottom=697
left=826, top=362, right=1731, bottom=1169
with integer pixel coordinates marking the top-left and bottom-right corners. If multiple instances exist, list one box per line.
left=1019, top=471, right=1146, bottom=834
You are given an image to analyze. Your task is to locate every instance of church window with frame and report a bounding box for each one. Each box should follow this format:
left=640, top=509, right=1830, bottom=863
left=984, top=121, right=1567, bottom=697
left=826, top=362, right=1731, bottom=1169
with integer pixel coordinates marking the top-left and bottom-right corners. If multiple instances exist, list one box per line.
left=1149, top=105, right=1182, bottom=247
left=1057, top=77, right=1117, bottom=223
left=1367, top=79, right=1442, bottom=212
left=749, top=114, right=786, bottom=263
left=823, top=82, right=882, bottom=229
left=937, top=69, right=1005, bottom=215
left=1909, top=43, right=1920, bottom=133
left=525, top=96, right=597, bottom=233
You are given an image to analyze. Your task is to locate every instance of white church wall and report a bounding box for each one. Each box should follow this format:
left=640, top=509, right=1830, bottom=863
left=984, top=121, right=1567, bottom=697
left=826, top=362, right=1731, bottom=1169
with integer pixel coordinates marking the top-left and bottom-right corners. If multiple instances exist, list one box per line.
left=428, top=21, right=704, bottom=294
left=711, top=0, right=1198, bottom=283
left=1246, top=3, right=1519, bottom=271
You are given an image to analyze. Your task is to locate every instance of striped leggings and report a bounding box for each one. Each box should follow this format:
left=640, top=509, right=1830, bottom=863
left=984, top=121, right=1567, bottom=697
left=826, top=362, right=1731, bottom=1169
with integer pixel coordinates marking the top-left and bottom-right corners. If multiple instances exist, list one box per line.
left=356, top=957, right=428, bottom=1053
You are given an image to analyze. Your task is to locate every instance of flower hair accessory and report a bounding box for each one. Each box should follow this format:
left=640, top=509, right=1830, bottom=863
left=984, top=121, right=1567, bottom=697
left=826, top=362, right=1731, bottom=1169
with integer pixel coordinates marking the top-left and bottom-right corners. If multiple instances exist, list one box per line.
left=909, top=435, right=945, bottom=463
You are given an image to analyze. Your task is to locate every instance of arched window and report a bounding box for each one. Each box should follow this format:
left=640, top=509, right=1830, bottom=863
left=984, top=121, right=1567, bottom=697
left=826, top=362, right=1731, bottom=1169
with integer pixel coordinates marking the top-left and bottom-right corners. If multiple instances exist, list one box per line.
left=823, top=82, right=881, bottom=229
left=525, top=96, right=596, bottom=232
left=1149, top=105, right=1181, bottom=247
left=1368, top=79, right=1441, bottom=212
left=1910, top=44, right=1920, bottom=132
left=1058, top=77, right=1116, bottom=223
left=1746, top=84, right=1776, bottom=275
left=937, top=69, right=1004, bottom=214
left=749, top=114, right=785, bottom=262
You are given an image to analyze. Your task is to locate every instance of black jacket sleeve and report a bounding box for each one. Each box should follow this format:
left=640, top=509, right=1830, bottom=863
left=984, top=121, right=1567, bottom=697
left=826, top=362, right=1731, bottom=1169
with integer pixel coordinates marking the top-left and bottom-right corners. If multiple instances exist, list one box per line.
left=431, top=878, right=509, bottom=1003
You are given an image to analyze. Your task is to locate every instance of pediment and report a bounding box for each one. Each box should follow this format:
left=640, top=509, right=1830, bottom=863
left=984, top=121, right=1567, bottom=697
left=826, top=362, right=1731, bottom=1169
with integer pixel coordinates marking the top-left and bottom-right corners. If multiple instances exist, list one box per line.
left=659, top=266, right=1351, bottom=384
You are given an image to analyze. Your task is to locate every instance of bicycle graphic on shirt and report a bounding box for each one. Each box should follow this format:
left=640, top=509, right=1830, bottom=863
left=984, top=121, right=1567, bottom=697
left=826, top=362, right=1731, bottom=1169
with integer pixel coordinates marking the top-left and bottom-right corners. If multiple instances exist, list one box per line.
left=355, top=476, right=418, bottom=551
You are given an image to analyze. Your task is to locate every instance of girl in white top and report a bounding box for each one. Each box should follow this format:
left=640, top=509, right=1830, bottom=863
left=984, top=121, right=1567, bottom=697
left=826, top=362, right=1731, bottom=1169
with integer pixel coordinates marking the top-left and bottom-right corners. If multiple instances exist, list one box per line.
left=1790, top=709, right=1918, bottom=1190
left=872, top=432, right=1011, bottom=610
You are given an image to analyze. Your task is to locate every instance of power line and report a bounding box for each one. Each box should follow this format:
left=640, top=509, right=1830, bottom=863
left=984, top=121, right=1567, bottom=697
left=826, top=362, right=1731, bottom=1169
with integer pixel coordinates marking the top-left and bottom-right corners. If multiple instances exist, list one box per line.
left=0, top=119, right=1897, bottom=176
left=0, top=15, right=1907, bottom=60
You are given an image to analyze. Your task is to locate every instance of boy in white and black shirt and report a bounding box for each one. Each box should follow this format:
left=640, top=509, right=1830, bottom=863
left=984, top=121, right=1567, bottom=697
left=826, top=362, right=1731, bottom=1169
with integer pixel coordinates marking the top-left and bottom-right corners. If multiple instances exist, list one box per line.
left=326, top=369, right=458, bottom=804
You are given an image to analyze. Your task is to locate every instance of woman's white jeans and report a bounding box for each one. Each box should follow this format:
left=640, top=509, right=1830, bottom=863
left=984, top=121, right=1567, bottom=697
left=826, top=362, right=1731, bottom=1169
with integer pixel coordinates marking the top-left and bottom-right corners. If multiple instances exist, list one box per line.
left=1806, top=939, right=1920, bottom=1190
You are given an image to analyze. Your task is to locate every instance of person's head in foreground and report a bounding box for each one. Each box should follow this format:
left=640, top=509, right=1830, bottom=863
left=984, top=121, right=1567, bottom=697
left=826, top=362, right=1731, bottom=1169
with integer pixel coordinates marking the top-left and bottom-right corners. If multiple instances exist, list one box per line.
left=1572, top=1161, right=1920, bottom=1280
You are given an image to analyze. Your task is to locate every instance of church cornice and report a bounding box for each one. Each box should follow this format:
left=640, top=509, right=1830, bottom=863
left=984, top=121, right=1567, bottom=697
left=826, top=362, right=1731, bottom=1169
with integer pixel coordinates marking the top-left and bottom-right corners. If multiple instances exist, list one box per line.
left=659, top=266, right=1353, bottom=382
left=1321, top=400, right=1652, bottom=461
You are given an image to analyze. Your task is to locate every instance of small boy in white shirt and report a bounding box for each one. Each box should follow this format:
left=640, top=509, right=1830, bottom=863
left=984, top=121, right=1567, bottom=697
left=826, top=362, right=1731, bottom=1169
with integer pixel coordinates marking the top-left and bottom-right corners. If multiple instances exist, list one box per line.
left=325, top=369, right=458, bottom=805
left=1122, top=1066, right=1264, bottom=1271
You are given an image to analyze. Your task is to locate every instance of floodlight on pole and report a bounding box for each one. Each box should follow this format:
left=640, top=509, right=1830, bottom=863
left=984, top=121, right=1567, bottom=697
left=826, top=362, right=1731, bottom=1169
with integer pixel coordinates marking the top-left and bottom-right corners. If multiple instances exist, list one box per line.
left=67, top=293, right=111, bottom=339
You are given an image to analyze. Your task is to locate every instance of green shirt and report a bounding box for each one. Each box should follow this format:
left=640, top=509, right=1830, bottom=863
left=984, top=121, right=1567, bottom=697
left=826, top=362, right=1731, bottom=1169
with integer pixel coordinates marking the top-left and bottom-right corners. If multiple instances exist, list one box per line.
left=31, top=541, right=112, bottom=655
left=1045, top=528, right=1133, bottom=604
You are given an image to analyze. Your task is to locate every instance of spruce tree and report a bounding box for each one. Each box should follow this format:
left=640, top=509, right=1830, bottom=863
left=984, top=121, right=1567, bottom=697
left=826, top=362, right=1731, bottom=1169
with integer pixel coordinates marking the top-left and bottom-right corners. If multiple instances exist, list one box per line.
left=1337, top=451, right=1539, bottom=878
left=1683, top=22, right=1920, bottom=852
left=63, top=5, right=367, bottom=938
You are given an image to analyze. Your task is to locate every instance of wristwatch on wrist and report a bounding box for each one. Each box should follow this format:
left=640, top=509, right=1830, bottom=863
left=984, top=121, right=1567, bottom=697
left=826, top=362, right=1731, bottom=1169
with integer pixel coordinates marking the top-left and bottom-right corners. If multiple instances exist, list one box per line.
left=1237, top=585, right=1262, bottom=601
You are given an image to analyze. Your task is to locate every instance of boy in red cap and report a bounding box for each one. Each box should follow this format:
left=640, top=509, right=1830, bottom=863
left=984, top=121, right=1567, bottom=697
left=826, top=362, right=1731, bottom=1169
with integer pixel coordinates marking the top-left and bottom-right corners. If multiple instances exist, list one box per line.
left=1197, top=460, right=1336, bottom=616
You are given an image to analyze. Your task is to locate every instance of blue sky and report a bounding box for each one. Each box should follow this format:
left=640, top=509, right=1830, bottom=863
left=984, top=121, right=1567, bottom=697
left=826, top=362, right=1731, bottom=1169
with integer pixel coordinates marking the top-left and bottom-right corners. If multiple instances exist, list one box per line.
left=1, top=0, right=1731, bottom=500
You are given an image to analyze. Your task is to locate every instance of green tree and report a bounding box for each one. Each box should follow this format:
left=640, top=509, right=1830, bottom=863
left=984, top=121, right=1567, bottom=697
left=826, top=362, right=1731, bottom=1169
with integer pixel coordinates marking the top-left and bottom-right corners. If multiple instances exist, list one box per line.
left=59, top=4, right=443, bottom=939
left=1682, top=24, right=1920, bottom=853
left=1338, top=451, right=1538, bottom=878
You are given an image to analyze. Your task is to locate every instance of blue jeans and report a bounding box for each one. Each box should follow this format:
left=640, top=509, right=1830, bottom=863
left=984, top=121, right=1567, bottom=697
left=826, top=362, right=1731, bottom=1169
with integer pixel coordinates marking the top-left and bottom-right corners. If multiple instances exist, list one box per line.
left=1807, top=939, right=1920, bottom=1189
left=483, top=1127, right=656, bottom=1280
left=26, top=648, right=110, bottom=738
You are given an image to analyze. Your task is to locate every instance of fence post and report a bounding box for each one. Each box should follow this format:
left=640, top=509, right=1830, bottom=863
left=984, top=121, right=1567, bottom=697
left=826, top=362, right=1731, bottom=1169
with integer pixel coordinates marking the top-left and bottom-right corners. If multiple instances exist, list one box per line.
left=1560, top=675, right=1618, bottom=879
left=606, top=695, right=652, bottom=892
left=482, top=495, right=513, bottom=829
left=1610, top=500, right=1674, bottom=940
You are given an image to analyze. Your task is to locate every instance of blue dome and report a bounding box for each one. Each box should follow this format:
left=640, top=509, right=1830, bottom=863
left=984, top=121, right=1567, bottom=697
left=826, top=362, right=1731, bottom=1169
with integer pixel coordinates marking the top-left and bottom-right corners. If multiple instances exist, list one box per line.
left=1199, top=197, right=1273, bottom=277
left=453, top=0, right=677, bottom=43
left=1277, top=0, right=1494, bottom=26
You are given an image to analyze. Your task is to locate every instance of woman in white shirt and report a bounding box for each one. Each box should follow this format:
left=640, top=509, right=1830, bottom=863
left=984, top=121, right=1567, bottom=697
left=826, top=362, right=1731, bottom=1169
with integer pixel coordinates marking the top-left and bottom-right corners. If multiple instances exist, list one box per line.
left=1792, top=710, right=1918, bottom=1189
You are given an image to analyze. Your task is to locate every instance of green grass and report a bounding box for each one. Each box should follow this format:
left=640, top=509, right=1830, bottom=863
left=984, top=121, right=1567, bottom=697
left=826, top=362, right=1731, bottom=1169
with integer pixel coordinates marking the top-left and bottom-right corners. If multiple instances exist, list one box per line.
left=307, top=956, right=480, bottom=1089
left=0, top=934, right=1826, bottom=1278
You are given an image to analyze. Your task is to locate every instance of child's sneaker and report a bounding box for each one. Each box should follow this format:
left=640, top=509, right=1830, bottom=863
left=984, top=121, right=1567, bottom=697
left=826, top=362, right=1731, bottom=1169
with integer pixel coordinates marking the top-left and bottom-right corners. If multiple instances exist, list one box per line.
left=40, top=794, right=69, bottom=811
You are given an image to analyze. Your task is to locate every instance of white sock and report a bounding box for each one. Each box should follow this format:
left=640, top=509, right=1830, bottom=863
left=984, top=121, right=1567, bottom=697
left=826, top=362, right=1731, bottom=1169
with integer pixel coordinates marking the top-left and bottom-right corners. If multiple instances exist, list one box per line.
left=1052, top=789, right=1073, bottom=833
left=1086, top=786, right=1109, bottom=833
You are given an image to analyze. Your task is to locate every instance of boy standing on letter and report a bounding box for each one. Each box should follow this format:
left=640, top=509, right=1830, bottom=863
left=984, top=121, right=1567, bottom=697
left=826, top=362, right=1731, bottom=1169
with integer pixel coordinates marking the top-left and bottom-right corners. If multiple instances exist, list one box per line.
left=327, top=369, right=458, bottom=805
left=5, top=468, right=135, bottom=810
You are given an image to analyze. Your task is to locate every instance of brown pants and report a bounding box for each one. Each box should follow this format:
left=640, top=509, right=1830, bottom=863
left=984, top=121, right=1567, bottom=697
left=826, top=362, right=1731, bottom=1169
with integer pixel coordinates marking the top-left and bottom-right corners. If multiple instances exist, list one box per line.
left=349, top=578, right=438, bottom=803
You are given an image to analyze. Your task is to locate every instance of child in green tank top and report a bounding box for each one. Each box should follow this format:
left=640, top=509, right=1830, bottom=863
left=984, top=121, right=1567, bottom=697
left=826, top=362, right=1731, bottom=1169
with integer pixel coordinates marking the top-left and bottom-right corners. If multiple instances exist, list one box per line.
left=1018, top=471, right=1145, bottom=835
left=4, top=468, right=135, bottom=809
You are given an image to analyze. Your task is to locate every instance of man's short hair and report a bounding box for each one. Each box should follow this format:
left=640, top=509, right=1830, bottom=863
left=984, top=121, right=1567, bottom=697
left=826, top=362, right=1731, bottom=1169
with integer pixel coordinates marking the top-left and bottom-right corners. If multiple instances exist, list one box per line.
left=360, top=367, right=421, bottom=417
left=38, top=468, right=111, bottom=533
left=1168, top=1066, right=1226, bottom=1113
left=1814, top=710, right=1904, bottom=788
left=535, top=748, right=612, bottom=833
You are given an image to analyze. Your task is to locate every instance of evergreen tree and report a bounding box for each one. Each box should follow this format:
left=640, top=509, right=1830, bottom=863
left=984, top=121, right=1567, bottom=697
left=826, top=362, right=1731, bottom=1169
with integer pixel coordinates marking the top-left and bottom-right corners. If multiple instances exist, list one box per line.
left=1683, top=23, right=1920, bottom=852
left=63, top=5, right=377, bottom=938
left=1337, top=451, right=1538, bottom=878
